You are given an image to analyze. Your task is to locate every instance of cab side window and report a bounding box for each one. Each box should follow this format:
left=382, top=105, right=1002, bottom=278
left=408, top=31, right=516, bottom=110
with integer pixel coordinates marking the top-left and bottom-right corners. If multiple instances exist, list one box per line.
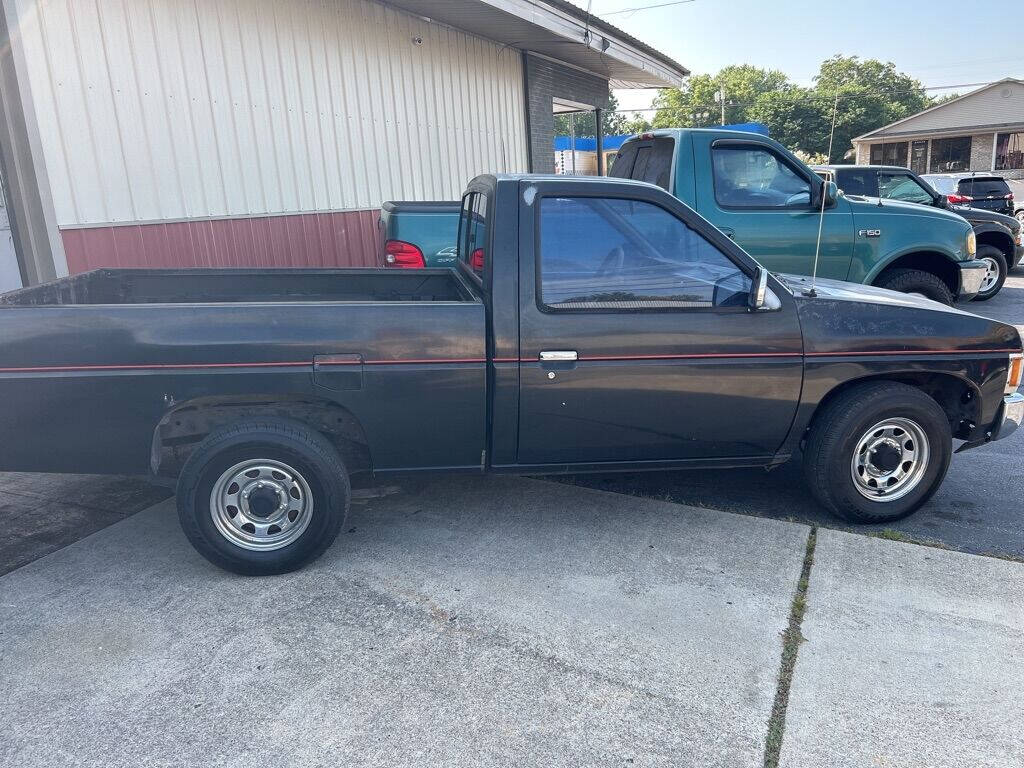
left=538, top=196, right=751, bottom=310
left=712, top=146, right=811, bottom=208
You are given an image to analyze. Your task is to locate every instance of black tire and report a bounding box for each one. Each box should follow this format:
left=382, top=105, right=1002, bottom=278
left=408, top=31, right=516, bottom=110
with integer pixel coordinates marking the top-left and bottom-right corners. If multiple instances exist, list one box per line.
left=971, top=244, right=1007, bottom=301
left=1015, top=209, right=1024, bottom=226
left=874, top=268, right=954, bottom=305
left=803, top=382, right=952, bottom=524
left=176, top=419, right=350, bottom=575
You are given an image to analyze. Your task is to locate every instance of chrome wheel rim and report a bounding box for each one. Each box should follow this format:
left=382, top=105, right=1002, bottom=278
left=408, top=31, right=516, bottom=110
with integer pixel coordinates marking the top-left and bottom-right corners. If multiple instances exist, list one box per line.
left=850, top=417, right=930, bottom=502
left=979, top=256, right=1000, bottom=293
left=210, top=459, right=313, bottom=551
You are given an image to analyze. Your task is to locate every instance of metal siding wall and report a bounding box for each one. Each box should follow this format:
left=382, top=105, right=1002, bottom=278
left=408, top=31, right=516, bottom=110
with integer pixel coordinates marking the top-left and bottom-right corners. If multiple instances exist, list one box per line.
left=15, top=0, right=529, bottom=231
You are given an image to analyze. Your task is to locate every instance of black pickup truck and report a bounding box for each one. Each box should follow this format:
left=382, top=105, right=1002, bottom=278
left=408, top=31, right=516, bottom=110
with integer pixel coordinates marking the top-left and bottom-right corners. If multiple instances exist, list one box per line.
left=1, top=174, right=1022, bottom=575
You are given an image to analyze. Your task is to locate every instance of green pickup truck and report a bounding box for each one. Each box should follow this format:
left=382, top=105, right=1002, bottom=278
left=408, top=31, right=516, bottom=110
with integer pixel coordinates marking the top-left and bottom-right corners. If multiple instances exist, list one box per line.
left=607, top=130, right=984, bottom=304
left=382, top=129, right=987, bottom=304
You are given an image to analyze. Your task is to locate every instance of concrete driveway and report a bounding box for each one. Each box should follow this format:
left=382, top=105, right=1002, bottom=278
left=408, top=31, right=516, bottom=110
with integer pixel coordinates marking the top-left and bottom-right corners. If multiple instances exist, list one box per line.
left=0, top=476, right=808, bottom=768
left=3, top=476, right=1022, bottom=768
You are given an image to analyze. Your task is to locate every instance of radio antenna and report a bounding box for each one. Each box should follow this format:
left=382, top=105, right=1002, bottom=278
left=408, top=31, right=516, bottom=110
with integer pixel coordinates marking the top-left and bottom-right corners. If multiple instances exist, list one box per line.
left=807, top=89, right=840, bottom=298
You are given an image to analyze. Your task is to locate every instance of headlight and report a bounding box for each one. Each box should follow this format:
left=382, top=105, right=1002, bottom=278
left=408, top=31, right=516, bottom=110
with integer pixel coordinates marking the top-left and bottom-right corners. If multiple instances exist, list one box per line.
left=1007, top=352, right=1023, bottom=395
left=966, top=230, right=976, bottom=257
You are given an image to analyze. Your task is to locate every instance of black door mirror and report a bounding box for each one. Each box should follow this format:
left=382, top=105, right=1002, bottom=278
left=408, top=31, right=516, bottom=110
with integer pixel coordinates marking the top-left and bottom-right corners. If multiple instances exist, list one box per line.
left=749, top=266, right=768, bottom=310
left=812, top=180, right=838, bottom=209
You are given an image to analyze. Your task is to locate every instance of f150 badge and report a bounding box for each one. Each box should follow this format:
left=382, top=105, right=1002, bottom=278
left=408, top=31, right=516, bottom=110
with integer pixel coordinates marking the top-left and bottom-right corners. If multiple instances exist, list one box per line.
left=858, top=229, right=881, bottom=238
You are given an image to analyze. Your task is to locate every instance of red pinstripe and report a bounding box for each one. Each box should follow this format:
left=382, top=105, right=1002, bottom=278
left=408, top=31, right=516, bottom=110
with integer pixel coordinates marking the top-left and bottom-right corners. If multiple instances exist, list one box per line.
left=0, top=348, right=1015, bottom=374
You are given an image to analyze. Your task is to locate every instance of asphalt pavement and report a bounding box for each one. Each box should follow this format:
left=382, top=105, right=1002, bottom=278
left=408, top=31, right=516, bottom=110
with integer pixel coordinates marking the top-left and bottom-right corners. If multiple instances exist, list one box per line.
left=567, top=266, right=1024, bottom=560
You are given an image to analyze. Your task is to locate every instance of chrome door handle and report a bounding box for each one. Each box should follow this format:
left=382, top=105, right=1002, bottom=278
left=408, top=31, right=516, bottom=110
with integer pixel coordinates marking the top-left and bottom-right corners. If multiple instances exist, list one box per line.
left=539, top=350, right=578, bottom=361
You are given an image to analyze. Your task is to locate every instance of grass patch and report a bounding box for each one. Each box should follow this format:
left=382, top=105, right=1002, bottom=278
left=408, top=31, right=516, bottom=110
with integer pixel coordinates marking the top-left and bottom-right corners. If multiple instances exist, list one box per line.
left=763, top=526, right=817, bottom=768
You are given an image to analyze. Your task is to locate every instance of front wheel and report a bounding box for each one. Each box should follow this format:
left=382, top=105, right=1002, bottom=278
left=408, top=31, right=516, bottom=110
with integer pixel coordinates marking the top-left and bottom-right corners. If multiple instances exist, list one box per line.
left=971, top=245, right=1007, bottom=301
left=874, top=268, right=953, bottom=305
left=176, top=419, right=350, bottom=575
left=803, top=382, right=952, bottom=524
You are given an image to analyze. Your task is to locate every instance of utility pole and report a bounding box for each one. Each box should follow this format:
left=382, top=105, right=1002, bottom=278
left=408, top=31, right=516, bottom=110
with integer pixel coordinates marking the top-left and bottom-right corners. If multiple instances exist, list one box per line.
left=717, top=85, right=726, bottom=126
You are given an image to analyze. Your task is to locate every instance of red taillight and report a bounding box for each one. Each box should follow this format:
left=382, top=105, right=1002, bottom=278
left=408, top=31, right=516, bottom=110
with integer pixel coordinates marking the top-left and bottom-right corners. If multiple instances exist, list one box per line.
left=384, top=239, right=424, bottom=269
left=947, top=194, right=973, bottom=204
left=1006, top=192, right=1015, bottom=200
left=470, top=248, right=485, bottom=272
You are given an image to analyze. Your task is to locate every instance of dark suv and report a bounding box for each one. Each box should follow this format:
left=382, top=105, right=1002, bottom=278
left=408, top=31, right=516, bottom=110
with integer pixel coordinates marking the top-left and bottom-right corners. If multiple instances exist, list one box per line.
left=922, top=173, right=1015, bottom=217
left=816, top=165, right=1023, bottom=301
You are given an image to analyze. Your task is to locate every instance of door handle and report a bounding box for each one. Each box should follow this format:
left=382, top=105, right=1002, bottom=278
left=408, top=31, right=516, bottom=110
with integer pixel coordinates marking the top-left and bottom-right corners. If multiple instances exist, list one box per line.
left=539, top=350, right=578, bottom=361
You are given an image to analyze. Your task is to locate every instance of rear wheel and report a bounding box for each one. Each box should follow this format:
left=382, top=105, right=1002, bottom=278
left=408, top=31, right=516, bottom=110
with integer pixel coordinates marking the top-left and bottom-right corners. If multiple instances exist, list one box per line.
left=874, top=268, right=953, bottom=305
left=803, top=382, right=952, bottom=524
left=971, top=245, right=1007, bottom=301
left=177, top=419, right=350, bottom=575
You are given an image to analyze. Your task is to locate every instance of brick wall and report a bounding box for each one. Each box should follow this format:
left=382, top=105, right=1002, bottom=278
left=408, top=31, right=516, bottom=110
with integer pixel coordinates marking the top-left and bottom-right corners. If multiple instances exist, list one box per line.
left=524, top=54, right=610, bottom=173
left=969, top=132, right=995, bottom=172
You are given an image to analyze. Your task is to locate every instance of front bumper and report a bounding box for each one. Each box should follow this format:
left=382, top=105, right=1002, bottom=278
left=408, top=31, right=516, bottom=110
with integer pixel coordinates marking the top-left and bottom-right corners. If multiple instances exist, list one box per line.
left=993, top=392, right=1024, bottom=442
left=956, top=259, right=988, bottom=301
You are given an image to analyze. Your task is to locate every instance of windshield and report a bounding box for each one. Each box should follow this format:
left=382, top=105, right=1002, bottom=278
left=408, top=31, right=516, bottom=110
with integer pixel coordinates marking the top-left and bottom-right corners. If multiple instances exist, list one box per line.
left=921, top=175, right=955, bottom=195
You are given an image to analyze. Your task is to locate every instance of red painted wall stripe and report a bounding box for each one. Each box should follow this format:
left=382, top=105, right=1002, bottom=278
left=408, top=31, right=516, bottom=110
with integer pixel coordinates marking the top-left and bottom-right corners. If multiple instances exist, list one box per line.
left=60, top=209, right=383, bottom=273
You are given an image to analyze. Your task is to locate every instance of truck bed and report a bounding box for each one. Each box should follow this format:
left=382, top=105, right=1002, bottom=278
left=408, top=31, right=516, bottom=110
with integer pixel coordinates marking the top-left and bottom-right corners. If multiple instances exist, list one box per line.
left=0, top=268, right=475, bottom=306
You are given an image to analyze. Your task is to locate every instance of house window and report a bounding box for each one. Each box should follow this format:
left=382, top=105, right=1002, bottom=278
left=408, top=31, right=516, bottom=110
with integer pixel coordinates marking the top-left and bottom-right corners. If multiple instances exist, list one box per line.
left=869, top=142, right=908, bottom=167
left=929, top=136, right=972, bottom=172
left=995, top=132, right=1024, bottom=171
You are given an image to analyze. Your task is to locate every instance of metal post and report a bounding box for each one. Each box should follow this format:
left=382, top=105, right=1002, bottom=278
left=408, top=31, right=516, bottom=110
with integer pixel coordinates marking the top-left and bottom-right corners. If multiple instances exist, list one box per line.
left=595, top=107, right=604, bottom=176
left=569, top=112, right=576, bottom=175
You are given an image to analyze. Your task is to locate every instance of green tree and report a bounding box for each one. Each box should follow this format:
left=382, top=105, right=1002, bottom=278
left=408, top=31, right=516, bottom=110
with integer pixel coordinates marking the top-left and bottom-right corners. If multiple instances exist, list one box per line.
left=619, top=115, right=653, bottom=135
left=810, top=56, right=929, bottom=160
left=651, top=64, right=790, bottom=128
left=650, top=56, right=933, bottom=162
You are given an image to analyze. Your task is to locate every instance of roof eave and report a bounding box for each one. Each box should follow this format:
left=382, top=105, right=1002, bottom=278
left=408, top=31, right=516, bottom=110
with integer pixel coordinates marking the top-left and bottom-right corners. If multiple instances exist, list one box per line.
left=382, top=0, right=687, bottom=88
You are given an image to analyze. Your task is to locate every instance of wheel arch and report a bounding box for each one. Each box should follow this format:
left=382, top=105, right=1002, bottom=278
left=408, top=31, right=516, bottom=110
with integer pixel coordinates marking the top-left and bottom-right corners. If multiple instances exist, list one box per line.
left=151, top=393, right=372, bottom=480
left=802, top=372, right=982, bottom=446
left=868, top=250, right=960, bottom=295
left=974, top=227, right=1014, bottom=260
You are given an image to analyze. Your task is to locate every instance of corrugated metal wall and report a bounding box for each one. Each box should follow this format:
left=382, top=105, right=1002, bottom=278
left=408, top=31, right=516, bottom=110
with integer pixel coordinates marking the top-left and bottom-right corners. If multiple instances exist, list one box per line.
left=13, top=0, right=529, bottom=269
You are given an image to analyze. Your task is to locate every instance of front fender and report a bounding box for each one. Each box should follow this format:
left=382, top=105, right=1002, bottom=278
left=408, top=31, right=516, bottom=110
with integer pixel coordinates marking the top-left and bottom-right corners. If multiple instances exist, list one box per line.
left=846, top=205, right=972, bottom=285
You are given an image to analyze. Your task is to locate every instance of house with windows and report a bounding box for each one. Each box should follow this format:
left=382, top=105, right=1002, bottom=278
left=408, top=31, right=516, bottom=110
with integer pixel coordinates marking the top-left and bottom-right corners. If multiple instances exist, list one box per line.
left=852, top=78, right=1024, bottom=179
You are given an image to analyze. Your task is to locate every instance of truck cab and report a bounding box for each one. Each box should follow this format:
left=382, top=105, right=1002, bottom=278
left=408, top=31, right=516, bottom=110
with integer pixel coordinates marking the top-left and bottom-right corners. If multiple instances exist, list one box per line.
left=609, top=130, right=986, bottom=305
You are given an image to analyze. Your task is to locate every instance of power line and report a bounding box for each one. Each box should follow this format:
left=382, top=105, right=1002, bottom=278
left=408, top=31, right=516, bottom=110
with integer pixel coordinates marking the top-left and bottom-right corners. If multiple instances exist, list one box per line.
left=597, top=0, right=698, bottom=17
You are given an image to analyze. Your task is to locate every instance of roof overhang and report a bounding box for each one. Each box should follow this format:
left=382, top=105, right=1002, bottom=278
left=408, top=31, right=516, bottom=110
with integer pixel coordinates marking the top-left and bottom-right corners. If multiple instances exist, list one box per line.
left=853, top=121, right=1024, bottom=143
left=382, top=0, right=688, bottom=88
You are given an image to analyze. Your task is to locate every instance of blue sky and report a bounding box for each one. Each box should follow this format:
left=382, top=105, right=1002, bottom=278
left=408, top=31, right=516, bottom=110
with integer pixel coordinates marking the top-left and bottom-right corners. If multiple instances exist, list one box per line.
left=570, top=0, right=1024, bottom=113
